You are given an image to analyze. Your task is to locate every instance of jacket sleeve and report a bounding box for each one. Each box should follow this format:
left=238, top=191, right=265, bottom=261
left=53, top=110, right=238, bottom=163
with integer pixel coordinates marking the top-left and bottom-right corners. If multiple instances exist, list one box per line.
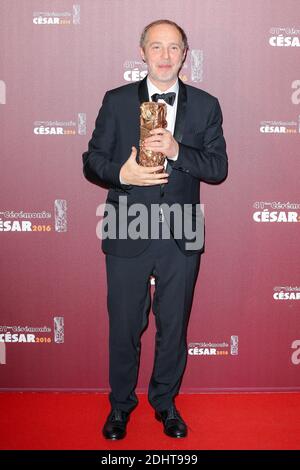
left=173, top=98, right=228, bottom=183
left=82, top=91, right=132, bottom=189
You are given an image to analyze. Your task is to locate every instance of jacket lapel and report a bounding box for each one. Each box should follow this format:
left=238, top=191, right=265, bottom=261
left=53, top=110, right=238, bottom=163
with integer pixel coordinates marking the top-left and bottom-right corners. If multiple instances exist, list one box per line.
left=173, top=77, right=187, bottom=144
left=138, top=75, right=149, bottom=103
left=167, top=77, right=187, bottom=175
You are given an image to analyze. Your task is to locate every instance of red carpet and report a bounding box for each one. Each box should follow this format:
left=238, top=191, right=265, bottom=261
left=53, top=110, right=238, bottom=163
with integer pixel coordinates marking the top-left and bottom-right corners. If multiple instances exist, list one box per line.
left=0, top=392, right=300, bottom=450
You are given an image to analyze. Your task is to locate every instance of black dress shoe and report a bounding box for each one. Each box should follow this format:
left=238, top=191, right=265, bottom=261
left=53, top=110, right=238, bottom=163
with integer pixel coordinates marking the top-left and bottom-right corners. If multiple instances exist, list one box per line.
left=155, top=405, right=187, bottom=438
left=102, top=408, right=130, bottom=440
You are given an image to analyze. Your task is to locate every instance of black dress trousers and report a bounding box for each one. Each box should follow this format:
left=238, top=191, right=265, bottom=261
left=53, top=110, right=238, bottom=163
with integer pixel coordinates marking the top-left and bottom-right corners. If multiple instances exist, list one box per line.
left=105, top=222, right=201, bottom=413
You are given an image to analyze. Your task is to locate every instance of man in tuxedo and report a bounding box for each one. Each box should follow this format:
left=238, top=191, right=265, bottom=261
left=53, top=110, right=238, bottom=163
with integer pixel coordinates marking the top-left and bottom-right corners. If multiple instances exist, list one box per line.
left=82, top=19, right=228, bottom=439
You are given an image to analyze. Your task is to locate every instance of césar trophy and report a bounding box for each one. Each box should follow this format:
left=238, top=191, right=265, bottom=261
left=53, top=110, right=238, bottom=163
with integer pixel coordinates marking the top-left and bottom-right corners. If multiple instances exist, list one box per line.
left=139, top=102, right=167, bottom=174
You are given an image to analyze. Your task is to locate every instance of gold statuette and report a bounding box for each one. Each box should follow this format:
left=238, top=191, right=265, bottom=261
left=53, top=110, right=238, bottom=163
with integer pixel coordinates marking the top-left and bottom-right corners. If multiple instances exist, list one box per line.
left=139, top=101, right=167, bottom=173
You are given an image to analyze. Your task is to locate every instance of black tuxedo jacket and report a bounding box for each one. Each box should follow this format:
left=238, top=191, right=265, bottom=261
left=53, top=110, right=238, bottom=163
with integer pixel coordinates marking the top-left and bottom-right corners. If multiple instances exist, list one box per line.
left=82, top=75, right=228, bottom=257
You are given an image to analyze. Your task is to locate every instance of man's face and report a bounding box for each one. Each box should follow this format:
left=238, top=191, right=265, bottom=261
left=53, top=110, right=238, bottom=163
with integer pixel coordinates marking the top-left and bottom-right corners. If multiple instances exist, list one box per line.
left=140, top=24, right=186, bottom=86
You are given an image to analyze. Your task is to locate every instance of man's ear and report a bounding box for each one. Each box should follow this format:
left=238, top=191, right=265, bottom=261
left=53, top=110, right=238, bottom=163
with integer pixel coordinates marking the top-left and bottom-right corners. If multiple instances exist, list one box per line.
left=140, top=47, right=146, bottom=63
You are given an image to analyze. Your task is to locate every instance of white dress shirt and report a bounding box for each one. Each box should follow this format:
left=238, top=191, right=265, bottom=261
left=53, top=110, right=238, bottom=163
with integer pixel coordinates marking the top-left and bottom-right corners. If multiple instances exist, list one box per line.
left=119, top=76, right=179, bottom=185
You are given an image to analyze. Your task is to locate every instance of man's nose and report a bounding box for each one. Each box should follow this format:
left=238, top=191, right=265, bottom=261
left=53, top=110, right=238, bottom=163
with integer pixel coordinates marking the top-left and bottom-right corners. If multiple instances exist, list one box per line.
left=161, top=47, right=170, bottom=59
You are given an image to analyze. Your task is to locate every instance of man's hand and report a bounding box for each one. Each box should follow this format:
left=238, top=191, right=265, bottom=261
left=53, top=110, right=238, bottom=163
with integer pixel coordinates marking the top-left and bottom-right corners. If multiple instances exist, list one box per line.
left=119, top=146, right=169, bottom=186
left=142, top=128, right=179, bottom=158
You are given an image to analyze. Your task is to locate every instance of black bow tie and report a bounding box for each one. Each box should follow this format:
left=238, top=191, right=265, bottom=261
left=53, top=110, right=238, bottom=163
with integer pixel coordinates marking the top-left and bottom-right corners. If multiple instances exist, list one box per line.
left=151, top=92, right=176, bottom=106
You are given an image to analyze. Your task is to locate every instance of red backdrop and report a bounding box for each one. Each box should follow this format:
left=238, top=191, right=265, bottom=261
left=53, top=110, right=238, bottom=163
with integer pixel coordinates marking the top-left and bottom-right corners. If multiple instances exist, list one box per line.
left=1, top=0, right=300, bottom=392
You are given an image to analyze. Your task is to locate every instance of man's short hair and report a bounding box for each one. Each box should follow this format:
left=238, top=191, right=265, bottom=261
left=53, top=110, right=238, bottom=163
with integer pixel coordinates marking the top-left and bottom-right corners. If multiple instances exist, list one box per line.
left=140, top=19, right=189, bottom=52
